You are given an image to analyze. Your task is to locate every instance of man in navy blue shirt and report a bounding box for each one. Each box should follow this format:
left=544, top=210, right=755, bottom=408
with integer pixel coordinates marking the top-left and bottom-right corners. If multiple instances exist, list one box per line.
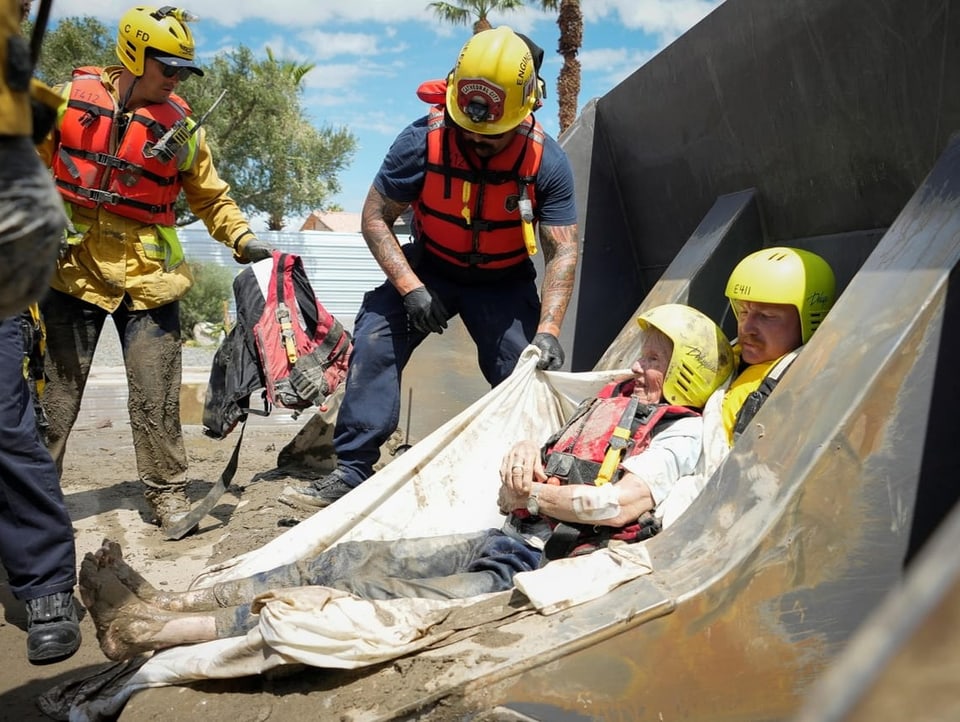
left=286, top=27, right=580, bottom=508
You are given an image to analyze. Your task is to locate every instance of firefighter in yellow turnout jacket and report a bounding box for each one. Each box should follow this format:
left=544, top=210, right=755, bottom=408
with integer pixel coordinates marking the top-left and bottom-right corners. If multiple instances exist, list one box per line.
left=0, top=0, right=66, bottom=318
left=36, top=6, right=275, bottom=534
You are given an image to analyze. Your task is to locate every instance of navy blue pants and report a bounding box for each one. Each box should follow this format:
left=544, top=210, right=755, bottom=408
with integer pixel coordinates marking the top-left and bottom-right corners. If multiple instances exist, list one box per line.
left=0, top=316, right=76, bottom=601
left=219, top=529, right=542, bottom=635
left=333, top=257, right=541, bottom=485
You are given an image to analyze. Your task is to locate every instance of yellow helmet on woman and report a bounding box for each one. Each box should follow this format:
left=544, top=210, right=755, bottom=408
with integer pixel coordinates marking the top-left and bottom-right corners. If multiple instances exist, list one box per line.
left=636, top=304, right=735, bottom=408
left=725, top=247, right=836, bottom=343
left=116, top=6, right=203, bottom=77
left=445, top=26, right=539, bottom=135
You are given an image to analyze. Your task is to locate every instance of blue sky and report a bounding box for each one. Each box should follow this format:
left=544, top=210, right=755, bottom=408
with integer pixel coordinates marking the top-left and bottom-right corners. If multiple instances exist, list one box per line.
left=45, top=1, right=722, bottom=223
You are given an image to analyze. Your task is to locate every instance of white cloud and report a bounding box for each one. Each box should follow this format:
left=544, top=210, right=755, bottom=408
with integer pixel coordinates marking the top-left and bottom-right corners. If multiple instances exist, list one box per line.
left=583, top=0, right=722, bottom=42
left=52, top=0, right=445, bottom=29
left=578, top=46, right=658, bottom=90
left=295, top=31, right=386, bottom=61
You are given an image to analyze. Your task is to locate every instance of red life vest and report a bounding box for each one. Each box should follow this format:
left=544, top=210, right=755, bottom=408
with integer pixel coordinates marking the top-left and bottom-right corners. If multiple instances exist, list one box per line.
left=538, top=381, right=699, bottom=558
left=51, top=67, right=189, bottom=225
left=203, top=252, right=352, bottom=439
left=412, top=105, right=544, bottom=271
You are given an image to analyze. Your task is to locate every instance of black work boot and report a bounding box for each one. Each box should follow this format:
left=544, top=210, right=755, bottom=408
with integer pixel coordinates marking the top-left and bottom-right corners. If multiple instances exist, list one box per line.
left=25, top=591, right=81, bottom=664
left=279, top=468, right=356, bottom=509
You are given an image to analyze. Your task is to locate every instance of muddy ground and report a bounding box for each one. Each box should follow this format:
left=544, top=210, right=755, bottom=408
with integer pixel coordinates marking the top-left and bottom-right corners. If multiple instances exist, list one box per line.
left=0, top=319, right=489, bottom=721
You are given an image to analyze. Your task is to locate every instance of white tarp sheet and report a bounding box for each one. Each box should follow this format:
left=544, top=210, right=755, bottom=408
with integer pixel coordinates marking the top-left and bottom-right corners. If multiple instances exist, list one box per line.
left=66, top=347, right=664, bottom=720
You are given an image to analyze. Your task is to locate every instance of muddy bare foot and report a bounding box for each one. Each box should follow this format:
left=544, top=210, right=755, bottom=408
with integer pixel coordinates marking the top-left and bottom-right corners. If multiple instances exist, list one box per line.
left=79, top=553, right=175, bottom=661
left=91, top=538, right=179, bottom=609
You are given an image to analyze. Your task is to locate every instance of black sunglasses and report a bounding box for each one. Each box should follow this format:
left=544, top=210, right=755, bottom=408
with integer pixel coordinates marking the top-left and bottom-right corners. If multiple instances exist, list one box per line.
left=156, top=62, right=193, bottom=81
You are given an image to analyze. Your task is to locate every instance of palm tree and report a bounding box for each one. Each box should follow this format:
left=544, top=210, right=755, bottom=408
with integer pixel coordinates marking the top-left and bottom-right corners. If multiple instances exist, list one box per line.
left=265, top=47, right=315, bottom=87
left=539, top=0, right=582, bottom=134
left=427, top=0, right=525, bottom=34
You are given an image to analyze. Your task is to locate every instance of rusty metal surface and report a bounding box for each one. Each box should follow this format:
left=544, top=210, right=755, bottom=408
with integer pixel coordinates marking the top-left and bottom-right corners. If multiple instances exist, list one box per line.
left=791, top=502, right=960, bottom=722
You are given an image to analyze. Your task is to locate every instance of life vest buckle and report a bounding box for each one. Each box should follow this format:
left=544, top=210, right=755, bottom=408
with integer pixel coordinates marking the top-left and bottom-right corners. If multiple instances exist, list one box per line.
left=465, top=252, right=491, bottom=266
left=84, top=188, right=121, bottom=205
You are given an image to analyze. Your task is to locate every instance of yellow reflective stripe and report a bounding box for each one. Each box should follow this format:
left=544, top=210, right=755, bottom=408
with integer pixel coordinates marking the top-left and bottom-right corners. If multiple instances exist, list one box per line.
left=157, top=225, right=185, bottom=269
left=178, top=118, right=200, bottom=169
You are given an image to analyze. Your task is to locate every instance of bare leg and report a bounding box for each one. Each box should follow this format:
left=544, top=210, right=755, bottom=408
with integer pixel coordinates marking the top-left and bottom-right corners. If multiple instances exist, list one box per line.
left=90, top=539, right=224, bottom=612
left=79, top=552, right=219, bottom=660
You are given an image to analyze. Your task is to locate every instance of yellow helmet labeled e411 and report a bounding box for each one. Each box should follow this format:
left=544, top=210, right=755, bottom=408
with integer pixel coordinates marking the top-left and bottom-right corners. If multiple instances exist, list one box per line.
left=725, top=247, right=836, bottom=344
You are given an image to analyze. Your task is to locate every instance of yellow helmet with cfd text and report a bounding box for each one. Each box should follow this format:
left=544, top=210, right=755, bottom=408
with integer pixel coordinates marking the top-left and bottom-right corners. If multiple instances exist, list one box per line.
left=636, top=304, right=735, bottom=408
left=445, top=26, right=539, bottom=135
left=115, top=6, right=203, bottom=77
left=725, top=247, right=836, bottom=344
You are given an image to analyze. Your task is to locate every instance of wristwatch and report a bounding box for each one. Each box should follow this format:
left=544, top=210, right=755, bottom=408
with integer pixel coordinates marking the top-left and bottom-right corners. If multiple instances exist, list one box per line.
left=526, top=484, right=542, bottom=516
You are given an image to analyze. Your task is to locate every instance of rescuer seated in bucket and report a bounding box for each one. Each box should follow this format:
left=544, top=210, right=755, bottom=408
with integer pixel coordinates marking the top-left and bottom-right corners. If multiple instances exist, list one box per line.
left=78, top=304, right=734, bottom=661
left=716, top=247, right=836, bottom=447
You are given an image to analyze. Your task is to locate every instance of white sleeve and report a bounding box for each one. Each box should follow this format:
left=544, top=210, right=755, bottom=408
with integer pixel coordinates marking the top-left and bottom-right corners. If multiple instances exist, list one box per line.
left=656, top=387, right=733, bottom=528
left=619, top=415, right=703, bottom=505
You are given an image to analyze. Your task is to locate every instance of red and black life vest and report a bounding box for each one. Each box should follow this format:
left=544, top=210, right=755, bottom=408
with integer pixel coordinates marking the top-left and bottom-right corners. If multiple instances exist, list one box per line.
left=412, top=105, right=544, bottom=271
left=51, top=67, right=188, bottom=225
left=203, top=252, right=352, bottom=439
left=537, top=380, right=698, bottom=558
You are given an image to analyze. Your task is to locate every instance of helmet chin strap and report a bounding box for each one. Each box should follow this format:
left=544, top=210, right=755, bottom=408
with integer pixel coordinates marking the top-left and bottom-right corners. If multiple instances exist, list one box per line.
left=118, top=74, right=139, bottom=112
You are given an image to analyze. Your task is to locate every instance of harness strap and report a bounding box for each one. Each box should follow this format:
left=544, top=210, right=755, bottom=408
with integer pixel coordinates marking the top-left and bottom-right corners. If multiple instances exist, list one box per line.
left=594, top=396, right=640, bottom=486
left=420, top=233, right=527, bottom=267
left=60, top=147, right=177, bottom=185
left=544, top=511, right=663, bottom=561
left=732, top=347, right=802, bottom=441
left=54, top=179, right=174, bottom=215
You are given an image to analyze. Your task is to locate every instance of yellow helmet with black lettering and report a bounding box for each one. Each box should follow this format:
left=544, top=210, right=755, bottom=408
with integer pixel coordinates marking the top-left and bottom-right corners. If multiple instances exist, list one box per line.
left=637, top=304, right=735, bottom=408
left=725, top=247, right=836, bottom=343
left=445, top=26, right=539, bottom=135
left=115, top=6, right=203, bottom=77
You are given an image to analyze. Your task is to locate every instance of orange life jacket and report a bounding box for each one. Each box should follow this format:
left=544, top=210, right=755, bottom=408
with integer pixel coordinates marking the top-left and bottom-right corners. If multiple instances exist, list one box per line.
left=51, top=67, right=189, bottom=225
left=412, top=105, right=544, bottom=271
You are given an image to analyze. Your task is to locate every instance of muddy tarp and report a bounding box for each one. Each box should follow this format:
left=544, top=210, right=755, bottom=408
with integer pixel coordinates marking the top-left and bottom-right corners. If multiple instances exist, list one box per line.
left=56, top=347, right=682, bottom=721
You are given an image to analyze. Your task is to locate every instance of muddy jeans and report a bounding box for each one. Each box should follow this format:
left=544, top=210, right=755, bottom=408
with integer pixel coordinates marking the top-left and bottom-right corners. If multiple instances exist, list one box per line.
left=40, top=289, right=188, bottom=490
left=216, top=529, right=542, bottom=636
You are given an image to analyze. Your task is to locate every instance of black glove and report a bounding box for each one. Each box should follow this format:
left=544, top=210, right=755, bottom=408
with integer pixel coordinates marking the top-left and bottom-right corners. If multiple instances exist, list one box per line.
left=31, top=98, right=57, bottom=145
left=402, top=286, right=448, bottom=335
left=532, top=332, right=564, bottom=370
left=242, top=237, right=275, bottom=263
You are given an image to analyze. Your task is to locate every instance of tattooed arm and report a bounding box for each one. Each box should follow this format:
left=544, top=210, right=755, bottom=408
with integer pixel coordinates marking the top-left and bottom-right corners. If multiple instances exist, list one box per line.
left=360, top=185, right=422, bottom=296
left=536, top=222, right=579, bottom=337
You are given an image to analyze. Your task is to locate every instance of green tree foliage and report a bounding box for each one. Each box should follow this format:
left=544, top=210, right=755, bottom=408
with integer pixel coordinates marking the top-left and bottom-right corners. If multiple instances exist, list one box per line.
left=179, top=262, right=234, bottom=343
left=30, top=16, right=114, bottom=83
left=178, top=46, right=356, bottom=230
left=32, top=17, right=357, bottom=230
